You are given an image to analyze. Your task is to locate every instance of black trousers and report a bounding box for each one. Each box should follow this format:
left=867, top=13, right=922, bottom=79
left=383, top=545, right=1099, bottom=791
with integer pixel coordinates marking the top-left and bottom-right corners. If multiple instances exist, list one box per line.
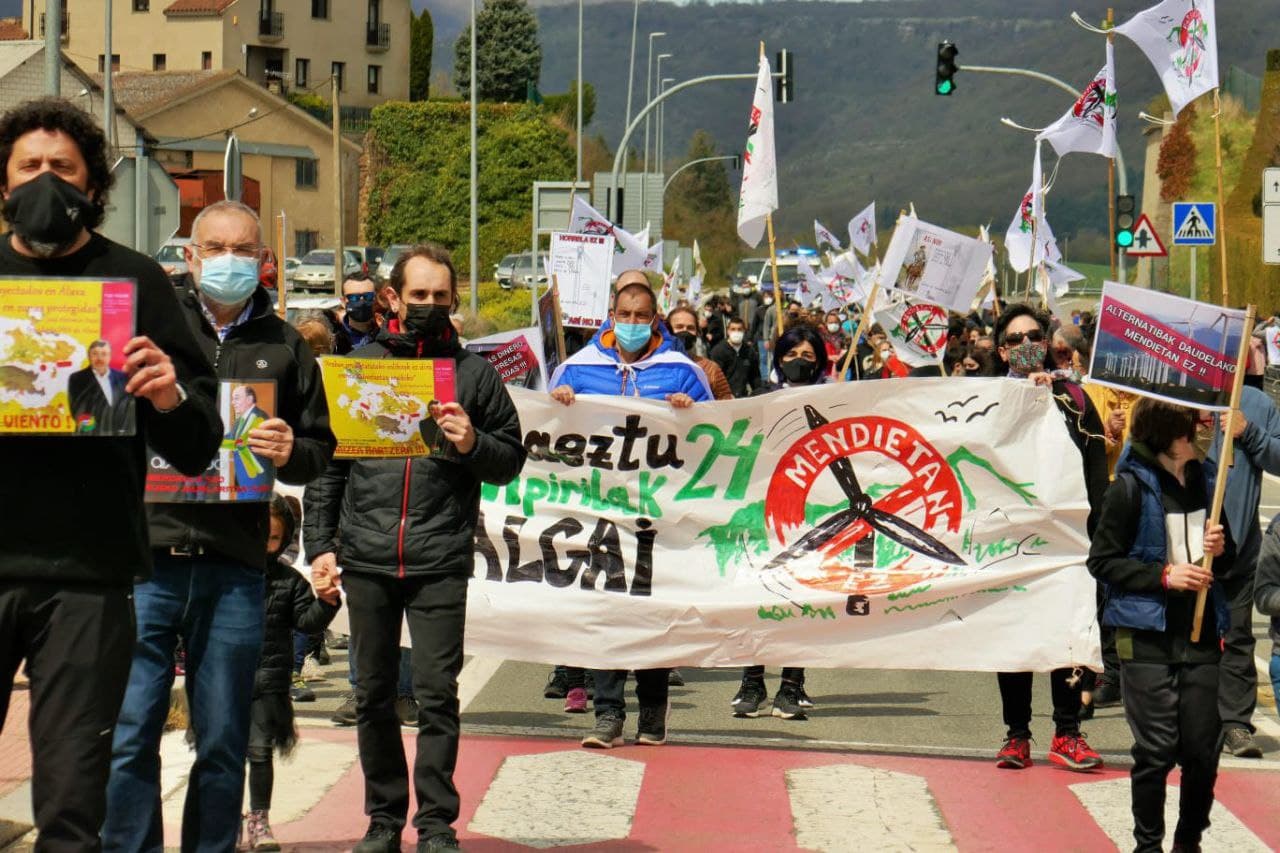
left=1120, top=661, right=1220, bottom=853
left=344, top=571, right=467, bottom=838
left=996, top=668, right=1081, bottom=737
left=0, top=581, right=134, bottom=852
left=1218, top=572, right=1257, bottom=733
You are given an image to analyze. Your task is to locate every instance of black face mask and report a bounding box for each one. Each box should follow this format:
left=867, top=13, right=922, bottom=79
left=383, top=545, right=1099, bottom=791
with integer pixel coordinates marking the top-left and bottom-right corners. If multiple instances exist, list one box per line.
left=3, top=172, right=94, bottom=256
left=781, top=357, right=818, bottom=385
left=346, top=302, right=374, bottom=324
left=675, top=331, right=698, bottom=353
left=403, top=303, right=453, bottom=339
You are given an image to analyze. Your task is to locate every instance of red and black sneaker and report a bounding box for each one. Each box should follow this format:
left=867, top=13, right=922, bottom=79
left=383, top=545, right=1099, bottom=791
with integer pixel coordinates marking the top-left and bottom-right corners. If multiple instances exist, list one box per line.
left=1049, top=731, right=1103, bottom=771
left=995, top=735, right=1032, bottom=769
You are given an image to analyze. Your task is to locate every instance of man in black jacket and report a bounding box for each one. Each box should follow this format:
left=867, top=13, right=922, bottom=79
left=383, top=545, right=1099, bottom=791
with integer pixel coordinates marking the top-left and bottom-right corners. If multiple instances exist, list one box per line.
left=306, top=243, right=525, bottom=853
left=103, top=200, right=335, bottom=853
left=709, top=316, right=761, bottom=397
left=0, top=98, right=222, bottom=850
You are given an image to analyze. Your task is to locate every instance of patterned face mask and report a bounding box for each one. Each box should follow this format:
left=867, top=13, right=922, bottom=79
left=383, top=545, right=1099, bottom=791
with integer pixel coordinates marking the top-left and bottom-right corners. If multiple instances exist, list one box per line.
left=1007, top=340, right=1048, bottom=375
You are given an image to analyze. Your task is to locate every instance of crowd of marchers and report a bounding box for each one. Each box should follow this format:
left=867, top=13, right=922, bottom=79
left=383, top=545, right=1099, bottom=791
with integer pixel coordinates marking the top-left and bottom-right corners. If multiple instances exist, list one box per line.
left=4, top=95, right=1280, bottom=853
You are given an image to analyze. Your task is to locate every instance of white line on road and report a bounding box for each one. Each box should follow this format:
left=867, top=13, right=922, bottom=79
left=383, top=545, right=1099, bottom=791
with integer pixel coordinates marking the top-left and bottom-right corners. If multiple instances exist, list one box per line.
left=788, top=764, right=956, bottom=852
left=1071, top=777, right=1269, bottom=852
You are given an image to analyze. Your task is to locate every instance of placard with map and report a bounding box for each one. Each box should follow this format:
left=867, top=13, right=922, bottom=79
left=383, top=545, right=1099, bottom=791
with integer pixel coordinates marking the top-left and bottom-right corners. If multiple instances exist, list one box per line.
left=145, top=379, right=277, bottom=502
left=0, top=277, right=137, bottom=436
left=320, top=357, right=457, bottom=458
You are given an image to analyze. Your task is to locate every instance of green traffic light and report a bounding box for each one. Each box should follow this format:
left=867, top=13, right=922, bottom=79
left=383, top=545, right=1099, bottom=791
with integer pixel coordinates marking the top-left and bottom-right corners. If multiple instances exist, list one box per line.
left=936, top=80, right=953, bottom=95
left=1116, top=230, right=1134, bottom=248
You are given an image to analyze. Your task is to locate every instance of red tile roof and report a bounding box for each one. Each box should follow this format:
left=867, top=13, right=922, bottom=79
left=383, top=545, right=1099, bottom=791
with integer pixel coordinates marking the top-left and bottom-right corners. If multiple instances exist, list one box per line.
left=162, top=0, right=236, bottom=15
left=0, top=19, right=29, bottom=40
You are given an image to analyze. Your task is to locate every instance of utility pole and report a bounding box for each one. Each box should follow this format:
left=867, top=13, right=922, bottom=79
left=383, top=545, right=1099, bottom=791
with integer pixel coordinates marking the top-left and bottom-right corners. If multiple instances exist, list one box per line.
left=103, top=0, right=114, bottom=147
left=575, top=0, right=583, bottom=184
left=332, top=76, right=343, bottom=297
left=469, top=0, right=478, bottom=314
left=44, top=0, right=61, bottom=95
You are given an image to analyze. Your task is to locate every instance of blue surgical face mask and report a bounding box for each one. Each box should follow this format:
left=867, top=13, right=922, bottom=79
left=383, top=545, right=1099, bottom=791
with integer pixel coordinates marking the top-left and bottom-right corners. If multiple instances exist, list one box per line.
left=614, top=321, right=654, bottom=353
left=198, top=253, right=260, bottom=306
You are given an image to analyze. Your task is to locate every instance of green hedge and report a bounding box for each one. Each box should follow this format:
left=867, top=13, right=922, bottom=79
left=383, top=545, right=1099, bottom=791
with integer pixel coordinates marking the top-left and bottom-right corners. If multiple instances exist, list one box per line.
left=363, top=101, right=574, bottom=278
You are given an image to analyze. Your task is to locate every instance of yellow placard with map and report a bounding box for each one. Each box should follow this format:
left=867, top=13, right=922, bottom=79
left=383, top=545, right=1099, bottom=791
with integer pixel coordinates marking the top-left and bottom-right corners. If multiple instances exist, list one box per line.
left=0, top=277, right=137, bottom=436
left=319, top=356, right=457, bottom=458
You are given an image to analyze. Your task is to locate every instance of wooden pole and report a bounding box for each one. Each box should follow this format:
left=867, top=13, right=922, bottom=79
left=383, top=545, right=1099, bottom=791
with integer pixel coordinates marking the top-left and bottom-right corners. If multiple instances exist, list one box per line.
left=839, top=277, right=881, bottom=382
left=275, top=211, right=287, bottom=318
left=767, top=213, right=785, bottom=336
left=1212, top=89, right=1230, bottom=306
left=1107, top=8, right=1117, bottom=281
left=331, top=75, right=343, bottom=300
left=1191, top=305, right=1256, bottom=641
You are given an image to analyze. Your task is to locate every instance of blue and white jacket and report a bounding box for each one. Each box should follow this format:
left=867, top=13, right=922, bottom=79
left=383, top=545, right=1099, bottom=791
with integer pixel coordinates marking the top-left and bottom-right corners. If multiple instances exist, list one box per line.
left=550, top=321, right=713, bottom=401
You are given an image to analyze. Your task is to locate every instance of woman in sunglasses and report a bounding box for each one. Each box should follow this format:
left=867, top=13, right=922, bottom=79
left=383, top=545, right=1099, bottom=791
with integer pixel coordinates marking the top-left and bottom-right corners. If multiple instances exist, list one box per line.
left=988, top=304, right=1111, bottom=773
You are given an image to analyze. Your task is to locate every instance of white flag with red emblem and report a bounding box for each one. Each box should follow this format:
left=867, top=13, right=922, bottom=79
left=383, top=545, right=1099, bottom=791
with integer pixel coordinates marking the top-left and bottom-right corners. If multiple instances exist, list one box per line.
left=736, top=54, right=778, bottom=248
left=814, top=220, right=843, bottom=255
left=847, top=202, right=877, bottom=256
left=1037, top=41, right=1117, bottom=159
left=570, top=197, right=651, bottom=276
left=1115, top=0, right=1217, bottom=118
left=1004, top=144, right=1061, bottom=273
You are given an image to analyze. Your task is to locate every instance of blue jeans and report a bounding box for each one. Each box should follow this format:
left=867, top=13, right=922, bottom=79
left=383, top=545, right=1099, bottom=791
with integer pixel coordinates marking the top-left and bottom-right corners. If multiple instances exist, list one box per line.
left=348, top=636, right=414, bottom=698
left=103, top=555, right=265, bottom=853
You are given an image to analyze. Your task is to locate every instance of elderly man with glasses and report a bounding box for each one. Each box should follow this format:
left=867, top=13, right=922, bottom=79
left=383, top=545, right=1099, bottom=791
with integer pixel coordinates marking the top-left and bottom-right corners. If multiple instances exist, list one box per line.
left=103, top=200, right=336, bottom=852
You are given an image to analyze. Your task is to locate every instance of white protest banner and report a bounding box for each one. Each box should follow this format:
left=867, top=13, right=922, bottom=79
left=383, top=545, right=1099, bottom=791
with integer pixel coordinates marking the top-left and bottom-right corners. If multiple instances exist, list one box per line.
left=1037, top=40, right=1118, bottom=159
left=880, top=216, right=993, bottom=313
left=1088, top=281, right=1247, bottom=410
left=848, top=202, right=877, bottom=256
left=1115, top=0, right=1217, bottom=119
left=466, top=380, right=1100, bottom=672
left=737, top=53, right=778, bottom=248
left=875, top=300, right=949, bottom=368
left=570, top=197, right=648, bottom=276
left=550, top=231, right=615, bottom=329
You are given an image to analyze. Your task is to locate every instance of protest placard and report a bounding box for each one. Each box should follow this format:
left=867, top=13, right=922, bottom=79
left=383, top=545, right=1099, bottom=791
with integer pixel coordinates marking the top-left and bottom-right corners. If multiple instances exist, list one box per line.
left=1088, top=282, right=1248, bottom=411
left=538, top=286, right=566, bottom=383
left=146, top=380, right=276, bottom=502
left=550, top=231, right=615, bottom=328
left=466, top=380, right=1100, bottom=672
left=879, top=217, right=993, bottom=313
left=319, top=357, right=457, bottom=458
left=466, top=327, right=545, bottom=390
left=0, top=277, right=136, bottom=436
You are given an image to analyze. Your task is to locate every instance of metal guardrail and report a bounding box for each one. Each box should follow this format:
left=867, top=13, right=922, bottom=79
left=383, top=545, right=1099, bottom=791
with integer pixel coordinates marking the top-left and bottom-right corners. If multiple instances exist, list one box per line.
left=259, top=12, right=283, bottom=38
left=366, top=22, right=390, bottom=50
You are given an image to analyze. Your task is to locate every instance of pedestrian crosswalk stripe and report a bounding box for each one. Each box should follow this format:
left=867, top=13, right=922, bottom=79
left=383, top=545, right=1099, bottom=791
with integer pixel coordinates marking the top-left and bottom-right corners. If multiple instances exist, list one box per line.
left=468, top=751, right=646, bottom=847
left=787, top=764, right=956, bottom=852
left=1070, top=777, right=1269, bottom=852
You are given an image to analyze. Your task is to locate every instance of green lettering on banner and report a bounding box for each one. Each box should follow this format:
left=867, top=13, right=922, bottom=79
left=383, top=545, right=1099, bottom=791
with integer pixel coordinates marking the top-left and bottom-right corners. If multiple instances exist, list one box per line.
left=758, top=604, right=793, bottom=621
left=674, top=419, right=763, bottom=502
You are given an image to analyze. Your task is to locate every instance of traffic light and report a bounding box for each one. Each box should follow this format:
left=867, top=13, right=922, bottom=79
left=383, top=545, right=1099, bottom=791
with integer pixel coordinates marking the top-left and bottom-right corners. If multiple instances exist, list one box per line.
left=936, top=42, right=958, bottom=95
left=1115, top=195, right=1136, bottom=248
left=775, top=49, right=794, bottom=103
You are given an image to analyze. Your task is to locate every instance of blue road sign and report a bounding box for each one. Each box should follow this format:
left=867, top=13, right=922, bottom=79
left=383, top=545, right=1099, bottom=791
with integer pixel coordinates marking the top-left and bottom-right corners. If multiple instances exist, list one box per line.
left=1172, top=202, right=1216, bottom=246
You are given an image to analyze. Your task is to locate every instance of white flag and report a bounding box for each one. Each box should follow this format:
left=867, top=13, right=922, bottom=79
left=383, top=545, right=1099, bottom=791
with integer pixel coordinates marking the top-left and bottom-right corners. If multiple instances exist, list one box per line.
left=1004, top=144, right=1061, bottom=273
left=737, top=54, right=778, bottom=248
left=795, top=257, right=820, bottom=307
left=687, top=240, right=705, bottom=305
left=847, top=202, right=877, bottom=256
left=1037, top=41, right=1117, bottom=159
left=814, top=219, right=843, bottom=254
left=570, top=197, right=650, bottom=276
left=875, top=299, right=950, bottom=368
left=658, top=255, right=680, bottom=315
left=643, top=240, right=663, bottom=273
left=1115, top=0, right=1217, bottom=118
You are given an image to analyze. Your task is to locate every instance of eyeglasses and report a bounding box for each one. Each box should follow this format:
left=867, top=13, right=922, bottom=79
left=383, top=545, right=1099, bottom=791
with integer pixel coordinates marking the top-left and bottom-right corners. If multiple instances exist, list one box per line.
left=345, top=292, right=376, bottom=305
left=1002, top=328, right=1046, bottom=346
left=192, top=242, right=262, bottom=259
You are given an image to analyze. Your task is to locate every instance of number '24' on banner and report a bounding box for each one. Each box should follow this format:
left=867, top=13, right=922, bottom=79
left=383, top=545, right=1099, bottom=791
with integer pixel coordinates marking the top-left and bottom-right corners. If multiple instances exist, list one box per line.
left=1088, top=282, right=1247, bottom=411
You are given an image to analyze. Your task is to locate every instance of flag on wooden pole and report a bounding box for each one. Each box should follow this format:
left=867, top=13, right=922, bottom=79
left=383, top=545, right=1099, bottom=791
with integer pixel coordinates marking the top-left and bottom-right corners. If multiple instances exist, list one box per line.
left=687, top=240, right=705, bottom=305
left=1037, top=40, right=1117, bottom=159
left=1115, top=0, right=1217, bottom=118
left=570, top=196, right=651, bottom=275
left=737, top=53, right=778, bottom=248
left=847, top=202, right=877, bottom=256
left=814, top=219, right=843, bottom=254
left=1005, top=143, right=1061, bottom=273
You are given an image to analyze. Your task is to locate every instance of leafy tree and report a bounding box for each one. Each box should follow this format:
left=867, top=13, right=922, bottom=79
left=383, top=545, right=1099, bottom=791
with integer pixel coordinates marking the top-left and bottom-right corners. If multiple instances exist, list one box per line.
left=409, top=8, right=433, bottom=101
left=1157, top=106, right=1197, bottom=202
left=543, top=80, right=595, bottom=128
left=453, top=0, right=542, bottom=102
left=663, top=130, right=739, bottom=285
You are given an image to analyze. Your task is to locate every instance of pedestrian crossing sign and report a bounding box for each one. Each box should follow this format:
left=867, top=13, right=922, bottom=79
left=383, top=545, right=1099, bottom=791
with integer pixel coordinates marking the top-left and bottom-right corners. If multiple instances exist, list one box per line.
left=1172, top=202, right=1216, bottom=246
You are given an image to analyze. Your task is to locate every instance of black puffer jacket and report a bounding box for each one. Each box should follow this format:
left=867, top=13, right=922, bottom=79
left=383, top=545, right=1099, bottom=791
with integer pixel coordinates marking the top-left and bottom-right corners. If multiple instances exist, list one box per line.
left=303, top=325, right=526, bottom=577
left=256, top=557, right=339, bottom=696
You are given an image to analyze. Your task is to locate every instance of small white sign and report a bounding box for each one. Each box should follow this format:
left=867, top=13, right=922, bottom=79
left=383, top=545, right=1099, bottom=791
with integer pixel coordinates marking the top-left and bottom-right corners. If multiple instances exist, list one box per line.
left=1264, top=168, right=1280, bottom=207
left=549, top=231, right=616, bottom=328
left=1264, top=205, right=1280, bottom=266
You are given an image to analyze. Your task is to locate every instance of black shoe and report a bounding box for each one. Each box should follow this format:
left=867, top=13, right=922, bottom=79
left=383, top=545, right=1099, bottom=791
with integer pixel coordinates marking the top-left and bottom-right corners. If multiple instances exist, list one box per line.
left=636, top=703, right=668, bottom=746
left=331, top=693, right=358, bottom=726
left=730, top=678, right=768, bottom=718
left=330, top=633, right=349, bottom=650
left=1223, top=727, right=1263, bottom=758
left=772, top=683, right=807, bottom=720
left=290, top=676, right=316, bottom=703
left=544, top=668, right=570, bottom=699
left=795, top=684, right=816, bottom=709
left=354, top=822, right=401, bottom=853
left=1091, top=680, right=1122, bottom=708
left=315, top=645, right=331, bottom=666
left=581, top=714, right=624, bottom=749
left=418, top=832, right=461, bottom=852
left=667, top=669, right=685, bottom=687
left=396, top=695, right=420, bottom=728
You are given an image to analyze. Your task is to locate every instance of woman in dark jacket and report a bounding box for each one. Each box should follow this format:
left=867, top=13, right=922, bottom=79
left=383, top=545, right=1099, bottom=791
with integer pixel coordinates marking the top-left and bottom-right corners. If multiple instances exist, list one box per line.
left=1087, top=398, right=1231, bottom=853
left=242, top=495, right=341, bottom=851
left=728, top=324, right=830, bottom=721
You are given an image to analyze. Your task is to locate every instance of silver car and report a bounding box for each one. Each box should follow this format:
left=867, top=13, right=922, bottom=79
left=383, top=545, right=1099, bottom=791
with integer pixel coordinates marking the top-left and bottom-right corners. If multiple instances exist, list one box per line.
left=291, top=249, right=362, bottom=291
left=155, top=238, right=191, bottom=282
left=375, top=244, right=413, bottom=283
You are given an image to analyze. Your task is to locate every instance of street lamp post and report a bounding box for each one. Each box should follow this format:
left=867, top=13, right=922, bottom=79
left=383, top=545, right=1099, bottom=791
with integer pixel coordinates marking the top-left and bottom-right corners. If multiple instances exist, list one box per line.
left=469, top=0, right=478, bottom=314
left=658, top=76, right=674, bottom=178
left=623, top=0, right=642, bottom=139
left=663, top=155, right=740, bottom=195
left=643, top=33, right=666, bottom=180
left=575, top=0, right=583, bottom=184
left=643, top=52, right=671, bottom=219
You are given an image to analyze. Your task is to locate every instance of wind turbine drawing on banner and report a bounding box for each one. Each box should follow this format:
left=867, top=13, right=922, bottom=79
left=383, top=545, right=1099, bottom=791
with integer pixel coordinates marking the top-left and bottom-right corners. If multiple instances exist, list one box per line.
left=763, top=405, right=965, bottom=577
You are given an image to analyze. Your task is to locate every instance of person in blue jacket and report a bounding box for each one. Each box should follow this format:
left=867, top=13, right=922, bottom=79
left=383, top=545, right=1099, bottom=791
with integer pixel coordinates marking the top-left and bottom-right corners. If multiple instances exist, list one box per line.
left=1205, top=384, right=1280, bottom=758
left=1088, top=397, right=1232, bottom=853
left=549, top=270, right=712, bottom=751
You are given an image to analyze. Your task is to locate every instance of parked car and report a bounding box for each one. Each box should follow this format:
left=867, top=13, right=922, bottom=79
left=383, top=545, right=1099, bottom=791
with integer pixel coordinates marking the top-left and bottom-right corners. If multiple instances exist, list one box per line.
left=291, top=249, right=362, bottom=291
left=345, top=245, right=384, bottom=278
left=283, top=293, right=342, bottom=326
left=375, top=244, right=413, bottom=283
left=154, top=237, right=191, bottom=283
left=730, top=256, right=768, bottom=293
left=496, top=251, right=548, bottom=289
left=283, top=256, right=301, bottom=284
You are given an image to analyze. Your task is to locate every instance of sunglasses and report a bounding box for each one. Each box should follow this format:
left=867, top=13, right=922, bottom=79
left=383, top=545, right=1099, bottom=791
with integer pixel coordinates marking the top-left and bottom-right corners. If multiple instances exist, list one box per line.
left=345, top=293, right=376, bottom=305
left=1003, top=328, right=1045, bottom=346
